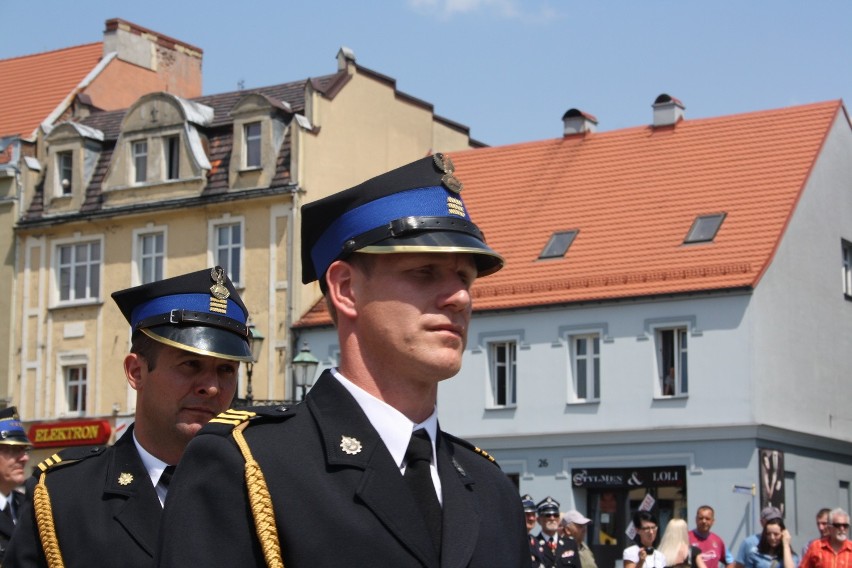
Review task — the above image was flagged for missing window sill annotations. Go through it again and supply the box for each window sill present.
[238,166,263,173]
[50,299,103,311]
[485,404,517,411]
[567,399,600,406]
[654,394,689,400]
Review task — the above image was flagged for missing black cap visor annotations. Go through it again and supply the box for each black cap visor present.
[358,230,504,277]
[142,325,253,363]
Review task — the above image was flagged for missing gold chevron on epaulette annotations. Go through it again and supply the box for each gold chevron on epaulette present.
[209,408,257,426]
[473,446,497,464]
[36,453,64,473]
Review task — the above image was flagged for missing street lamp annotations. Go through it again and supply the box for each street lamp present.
[292,342,319,401]
[244,324,265,405]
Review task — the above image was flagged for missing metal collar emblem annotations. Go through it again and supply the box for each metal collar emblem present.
[340,435,362,455]
[118,472,134,486]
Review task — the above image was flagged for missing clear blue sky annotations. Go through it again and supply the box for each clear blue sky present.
[3,1,851,146]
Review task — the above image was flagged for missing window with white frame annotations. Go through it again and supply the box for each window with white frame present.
[842,239,852,299]
[212,220,243,285]
[56,240,101,303]
[571,333,600,401]
[132,139,148,183]
[656,327,688,396]
[57,151,73,195]
[137,231,165,284]
[488,341,517,407]
[64,365,87,414]
[165,135,180,180]
[244,122,261,168]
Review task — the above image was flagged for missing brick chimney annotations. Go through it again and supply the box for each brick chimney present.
[562,108,598,136]
[652,94,685,127]
[101,19,203,99]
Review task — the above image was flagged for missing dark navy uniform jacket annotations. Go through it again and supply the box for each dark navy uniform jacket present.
[5,426,162,568]
[0,489,24,562]
[535,533,583,568]
[157,370,531,567]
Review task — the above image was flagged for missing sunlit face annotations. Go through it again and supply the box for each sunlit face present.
[0,445,30,491]
[696,508,715,534]
[128,344,238,450]
[830,515,849,544]
[538,512,560,535]
[349,253,476,385]
[638,522,658,547]
[526,511,537,531]
[764,523,783,548]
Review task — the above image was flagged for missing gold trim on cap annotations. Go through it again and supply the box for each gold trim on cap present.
[140,329,254,363]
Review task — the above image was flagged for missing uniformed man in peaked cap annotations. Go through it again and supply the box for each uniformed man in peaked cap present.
[536,496,583,568]
[6,267,250,568]
[0,407,32,561]
[157,154,531,567]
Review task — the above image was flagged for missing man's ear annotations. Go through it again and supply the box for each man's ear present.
[325,260,358,321]
[124,353,145,392]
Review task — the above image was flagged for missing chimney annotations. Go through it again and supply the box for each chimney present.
[652,94,685,127]
[562,108,598,136]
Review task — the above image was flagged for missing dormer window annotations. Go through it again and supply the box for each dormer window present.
[244,122,261,168]
[132,140,148,183]
[165,135,180,180]
[57,151,73,195]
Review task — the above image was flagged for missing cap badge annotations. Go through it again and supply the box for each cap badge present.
[340,435,362,455]
[433,153,463,194]
[209,267,230,301]
[118,472,134,486]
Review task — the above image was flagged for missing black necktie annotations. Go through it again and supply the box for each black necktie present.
[159,465,176,489]
[2,501,13,524]
[404,429,442,554]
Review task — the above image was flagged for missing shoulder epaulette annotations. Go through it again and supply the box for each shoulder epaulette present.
[33,445,107,477]
[202,405,293,436]
[443,432,501,468]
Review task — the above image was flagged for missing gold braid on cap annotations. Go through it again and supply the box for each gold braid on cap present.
[232,421,284,568]
[34,472,65,568]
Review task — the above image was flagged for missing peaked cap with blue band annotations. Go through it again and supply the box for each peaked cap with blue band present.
[301,152,504,284]
[111,266,252,362]
[0,406,32,446]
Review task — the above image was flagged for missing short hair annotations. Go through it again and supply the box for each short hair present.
[322,253,377,324]
[130,331,164,371]
[817,508,832,519]
[634,510,658,527]
[697,505,715,516]
[828,508,849,524]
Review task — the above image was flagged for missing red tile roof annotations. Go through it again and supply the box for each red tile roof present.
[455,100,843,311]
[295,100,843,326]
[0,42,103,139]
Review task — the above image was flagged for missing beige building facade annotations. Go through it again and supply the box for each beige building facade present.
[9,47,480,459]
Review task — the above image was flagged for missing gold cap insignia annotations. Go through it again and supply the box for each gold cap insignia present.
[209,266,230,301]
[118,472,134,486]
[433,153,463,194]
[340,435,362,455]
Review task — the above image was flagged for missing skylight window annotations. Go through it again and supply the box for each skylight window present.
[539,230,578,259]
[684,213,726,244]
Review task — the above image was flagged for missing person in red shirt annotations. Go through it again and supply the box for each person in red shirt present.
[690,506,732,568]
[801,508,852,568]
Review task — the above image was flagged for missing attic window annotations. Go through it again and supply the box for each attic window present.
[539,230,578,259]
[684,213,726,244]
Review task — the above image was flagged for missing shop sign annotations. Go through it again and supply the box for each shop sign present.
[28,420,111,448]
[571,465,686,488]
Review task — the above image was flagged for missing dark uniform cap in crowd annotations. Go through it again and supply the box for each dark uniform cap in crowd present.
[111,266,252,362]
[301,153,504,284]
[0,406,32,446]
[537,496,561,516]
[521,494,537,513]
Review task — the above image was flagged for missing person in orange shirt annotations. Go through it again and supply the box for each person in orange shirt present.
[801,508,852,568]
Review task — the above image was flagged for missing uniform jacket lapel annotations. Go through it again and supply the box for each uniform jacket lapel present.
[103,427,163,558]
[436,432,479,568]
[307,372,440,567]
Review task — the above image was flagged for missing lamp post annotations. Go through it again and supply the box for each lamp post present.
[292,342,319,401]
[244,324,265,405]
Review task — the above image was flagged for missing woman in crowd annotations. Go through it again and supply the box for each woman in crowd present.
[744,518,798,568]
[625,512,668,568]
[657,518,708,568]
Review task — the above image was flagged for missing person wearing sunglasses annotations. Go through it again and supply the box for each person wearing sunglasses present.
[801,508,852,568]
